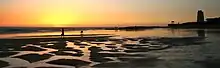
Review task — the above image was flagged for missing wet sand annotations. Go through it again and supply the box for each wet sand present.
[0,33,210,68]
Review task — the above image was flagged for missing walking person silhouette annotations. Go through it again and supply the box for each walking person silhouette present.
[61,28,64,37]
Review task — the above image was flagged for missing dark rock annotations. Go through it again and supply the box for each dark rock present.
[0,51,18,58]
[106,45,117,49]
[47,59,91,67]
[90,57,114,62]
[98,53,125,57]
[93,62,128,68]
[88,46,102,53]
[126,38,139,41]
[97,53,145,57]
[35,67,64,68]
[13,54,53,63]
[0,60,9,67]
[22,46,46,51]
[148,45,171,50]
[122,44,149,47]
[123,46,149,50]
[12,67,27,68]
[124,49,149,53]
[139,39,152,43]
[95,38,108,42]
[105,43,117,45]
[102,49,120,52]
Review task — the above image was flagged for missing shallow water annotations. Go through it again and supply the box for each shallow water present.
[0,28,220,68]
[0,28,197,38]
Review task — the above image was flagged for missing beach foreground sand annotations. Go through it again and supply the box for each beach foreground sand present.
[0,33,210,68]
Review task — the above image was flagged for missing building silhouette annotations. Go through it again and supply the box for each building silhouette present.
[197,10,205,23]
[206,17,220,24]
[168,10,220,28]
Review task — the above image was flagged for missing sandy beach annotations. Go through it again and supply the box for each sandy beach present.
[1,28,216,68]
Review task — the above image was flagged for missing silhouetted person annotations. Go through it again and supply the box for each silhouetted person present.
[80,30,84,41]
[80,30,83,34]
[80,30,84,37]
[61,28,64,36]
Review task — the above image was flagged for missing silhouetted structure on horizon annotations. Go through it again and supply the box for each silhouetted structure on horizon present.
[197,10,205,23]
[168,10,220,28]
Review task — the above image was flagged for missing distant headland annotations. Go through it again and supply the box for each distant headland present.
[168,10,220,28]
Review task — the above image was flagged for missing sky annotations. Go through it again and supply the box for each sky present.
[0,0,220,27]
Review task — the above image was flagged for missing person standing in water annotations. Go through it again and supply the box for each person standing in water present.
[61,28,64,36]
[80,30,84,37]
[80,30,83,34]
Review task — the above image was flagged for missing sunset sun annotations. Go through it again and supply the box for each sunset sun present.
[40,12,78,27]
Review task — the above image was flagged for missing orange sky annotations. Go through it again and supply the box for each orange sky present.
[1,0,220,27]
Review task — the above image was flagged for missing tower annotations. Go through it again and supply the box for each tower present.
[197,10,205,23]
